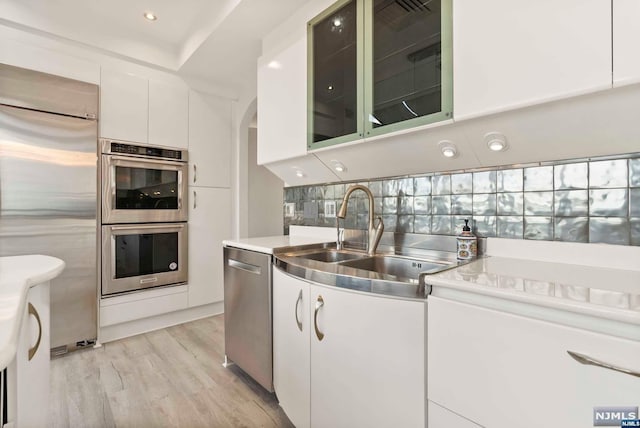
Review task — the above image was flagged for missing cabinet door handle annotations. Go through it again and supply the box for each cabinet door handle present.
[295,289,303,332]
[193,190,197,209]
[28,302,42,361]
[314,295,324,341]
[567,351,640,378]
[193,164,197,183]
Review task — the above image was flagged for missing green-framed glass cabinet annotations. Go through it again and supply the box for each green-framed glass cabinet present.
[308,0,452,150]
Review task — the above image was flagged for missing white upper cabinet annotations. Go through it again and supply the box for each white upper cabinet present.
[188,90,232,188]
[257,37,308,165]
[613,0,640,86]
[453,0,611,120]
[101,69,190,148]
[314,123,477,181]
[100,68,148,143]
[263,154,339,187]
[148,79,189,149]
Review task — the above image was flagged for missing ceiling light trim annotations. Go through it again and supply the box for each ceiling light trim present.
[438,140,458,159]
[484,132,509,152]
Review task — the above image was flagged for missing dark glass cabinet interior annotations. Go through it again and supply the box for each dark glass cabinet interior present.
[308,0,451,149]
[371,0,444,128]
[310,0,359,145]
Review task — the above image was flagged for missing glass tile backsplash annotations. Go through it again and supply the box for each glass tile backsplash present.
[283,155,640,246]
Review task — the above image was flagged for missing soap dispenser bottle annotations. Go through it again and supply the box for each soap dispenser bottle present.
[456,219,477,260]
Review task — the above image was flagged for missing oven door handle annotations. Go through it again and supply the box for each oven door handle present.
[109,224,186,232]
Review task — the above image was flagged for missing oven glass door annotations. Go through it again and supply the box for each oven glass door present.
[102,223,188,295]
[102,155,188,224]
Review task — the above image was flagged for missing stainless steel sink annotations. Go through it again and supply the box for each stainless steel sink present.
[340,255,450,280]
[274,237,472,300]
[296,249,368,263]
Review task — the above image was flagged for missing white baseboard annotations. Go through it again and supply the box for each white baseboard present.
[98,301,224,344]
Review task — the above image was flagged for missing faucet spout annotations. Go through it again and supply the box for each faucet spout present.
[337,184,384,256]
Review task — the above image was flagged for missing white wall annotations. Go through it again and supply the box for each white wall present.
[248,127,284,236]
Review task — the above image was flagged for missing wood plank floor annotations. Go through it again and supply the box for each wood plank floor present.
[49,315,293,428]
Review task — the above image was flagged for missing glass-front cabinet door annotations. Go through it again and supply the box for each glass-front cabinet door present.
[308,0,363,148]
[366,0,451,136]
[308,0,451,149]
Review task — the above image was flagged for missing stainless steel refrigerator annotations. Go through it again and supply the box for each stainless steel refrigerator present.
[0,63,98,354]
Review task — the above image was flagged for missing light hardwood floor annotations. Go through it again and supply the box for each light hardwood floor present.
[50,315,293,428]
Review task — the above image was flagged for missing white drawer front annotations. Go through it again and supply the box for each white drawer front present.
[428,296,640,428]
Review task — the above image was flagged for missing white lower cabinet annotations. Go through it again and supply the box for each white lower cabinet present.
[6,281,51,427]
[428,296,640,428]
[273,267,426,428]
[273,267,311,428]
[428,401,480,428]
[188,187,231,307]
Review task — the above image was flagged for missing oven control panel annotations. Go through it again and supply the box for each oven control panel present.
[110,142,183,160]
[100,139,187,162]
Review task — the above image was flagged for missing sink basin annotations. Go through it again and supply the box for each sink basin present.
[297,250,368,263]
[340,255,450,279]
[276,247,464,299]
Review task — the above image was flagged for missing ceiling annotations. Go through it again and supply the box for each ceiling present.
[0,0,311,97]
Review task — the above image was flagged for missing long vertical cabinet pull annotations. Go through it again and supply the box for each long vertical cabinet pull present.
[193,190,197,209]
[314,295,325,341]
[295,289,303,331]
[28,302,42,361]
[193,164,197,183]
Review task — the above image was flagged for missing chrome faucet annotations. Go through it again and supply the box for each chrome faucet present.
[337,184,384,256]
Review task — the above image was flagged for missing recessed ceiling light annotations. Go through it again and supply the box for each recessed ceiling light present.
[438,140,458,158]
[484,132,508,152]
[330,160,346,172]
[488,140,506,151]
[144,12,158,21]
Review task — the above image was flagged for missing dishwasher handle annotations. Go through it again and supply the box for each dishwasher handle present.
[227,258,262,275]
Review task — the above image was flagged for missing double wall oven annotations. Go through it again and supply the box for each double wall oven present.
[100,139,188,296]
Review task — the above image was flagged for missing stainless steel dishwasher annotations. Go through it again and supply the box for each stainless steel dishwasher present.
[223,246,273,392]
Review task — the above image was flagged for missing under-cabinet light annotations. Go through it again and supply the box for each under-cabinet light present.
[438,140,458,158]
[330,160,346,173]
[485,132,508,152]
